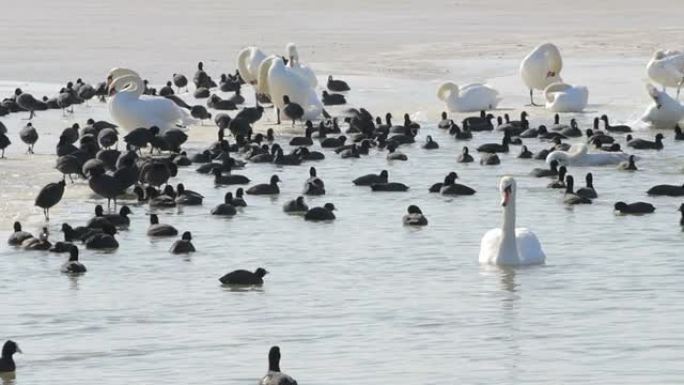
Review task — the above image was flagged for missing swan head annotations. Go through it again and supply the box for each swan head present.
[499,176,516,207]
[286,42,298,63]
[653,50,667,60]
[106,67,140,87]
[539,43,563,77]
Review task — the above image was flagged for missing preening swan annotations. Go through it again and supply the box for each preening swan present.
[437,82,501,113]
[520,43,563,105]
[640,83,684,129]
[236,46,267,85]
[544,82,588,112]
[107,69,194,132]
[258,56,323,123]
[646,50,684,98]
[479,176,546,266]
[286,42,318,88]
[546,143,632,167]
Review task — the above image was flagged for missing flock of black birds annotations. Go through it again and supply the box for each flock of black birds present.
[2,60,684,382]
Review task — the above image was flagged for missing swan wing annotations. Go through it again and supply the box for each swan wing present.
[515,228,545,265]
[478,228,502,264]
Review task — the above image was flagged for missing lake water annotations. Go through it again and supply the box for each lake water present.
[2,1,684,384]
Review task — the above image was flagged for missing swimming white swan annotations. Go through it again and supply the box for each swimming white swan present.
[543,82,588,112]
[437,82,501,112]
[107,71,193,132]
[546,143,632,167]
[520,43,563,106]
[258,56,323,123]
[479,176,546,266]
[286,43,318,88]
[640,83,684,129]
[646,50,684,98]
[236,46,268,85]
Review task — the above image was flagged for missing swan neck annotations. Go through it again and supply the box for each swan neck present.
[499,193,519,264]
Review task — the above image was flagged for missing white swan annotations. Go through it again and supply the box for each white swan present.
[286,43,318,88]
[543,82,588,112]
[646,50,684,98]
[437,82,501,112]
[479,176,546,266]
[107,71,194,132]
[640,83,684,129]
[520,43,563,105]
[236,46,267,85]
[546,143,632,166]
[258,56,323,123]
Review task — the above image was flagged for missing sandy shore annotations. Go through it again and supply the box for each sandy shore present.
[0,0,682,82]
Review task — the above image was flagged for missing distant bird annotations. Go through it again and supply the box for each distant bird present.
[173,73,188,92]
[564,175,592,205]
[647,183,684,196]
[627,133,664,150]
[283,196,309,213]
[19,123,38,153]
[159,81,175,96]
[403,205,428,226]
[247,175,281,195]
[147,214,178,237]
[219,267,268,285]
[170,231,195,254]
[305,203,336,221]
[61,245,87,274]
[618,155,638,171]
[259,346,297,385]
[191,105,212,123]
[35,179,66,220]
[0,131,10,158]
[614,201,655,215]
[327,75,350,92]
[8,222,33,246]
[211,192,237,216]
[322,91,346,106]
[0,340,21,374]
[16,92,42,119]
[282,95,303,126]
[353,170,388,186]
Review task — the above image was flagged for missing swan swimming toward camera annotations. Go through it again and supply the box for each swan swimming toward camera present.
[520,43,563,105]
[437,82,501,112]
[258,56,323,122]
[544,82,588,112]
[286,43,318,88]
[640,83,684,129]
[479,176,546,266]
[546,143,632,166]
[646,50,684,98]
[107,68,194,132]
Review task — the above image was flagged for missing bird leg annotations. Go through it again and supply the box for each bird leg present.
[677,77,684,100]
[68,174,74,184]
[276,108,281,125]
[527,89,539,106]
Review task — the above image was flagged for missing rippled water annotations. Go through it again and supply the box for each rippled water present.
[2,62,684,385]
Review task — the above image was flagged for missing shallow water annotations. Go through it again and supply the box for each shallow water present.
[3,0,684,383]
[2,68,684,385]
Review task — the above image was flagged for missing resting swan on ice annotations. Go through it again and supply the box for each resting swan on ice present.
[107,68,194,132]
[479,176,546,266]
[543,82,588,112]
[520,43,563,106]
[640,83,684,129]
[437,82,501,113]
[546,143,632,167]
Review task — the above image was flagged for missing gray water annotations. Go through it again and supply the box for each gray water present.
[1,73,684,385]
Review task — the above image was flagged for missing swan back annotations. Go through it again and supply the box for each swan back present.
[237,47,266,84]
[267,57,322,120]
[437,82,500,112]
[520,43,563,90]
[544,82,589,112]
[641,83,684,128]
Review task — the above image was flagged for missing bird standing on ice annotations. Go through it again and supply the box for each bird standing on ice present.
[520,43,563,106]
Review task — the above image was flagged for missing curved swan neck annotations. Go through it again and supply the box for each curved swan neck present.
[499,189,519,264]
